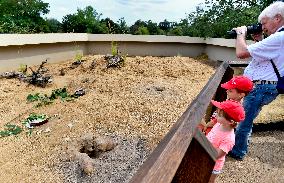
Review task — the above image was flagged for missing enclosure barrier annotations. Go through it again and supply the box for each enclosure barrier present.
[0,33,253,72]
[130,62,235,183]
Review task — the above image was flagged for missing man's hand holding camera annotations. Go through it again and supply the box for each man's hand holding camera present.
[228,23,263,39]
[233,26,263,42]
[233,26,247,37]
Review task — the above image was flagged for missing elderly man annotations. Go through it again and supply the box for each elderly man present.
[228,1,284,160]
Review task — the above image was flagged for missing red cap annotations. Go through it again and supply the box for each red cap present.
[221,76,253,92]
[211,100,245,122]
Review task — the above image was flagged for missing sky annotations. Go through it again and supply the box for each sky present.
[42,0,205,25]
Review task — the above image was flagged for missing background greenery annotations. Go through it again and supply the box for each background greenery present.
[0,0,276,37]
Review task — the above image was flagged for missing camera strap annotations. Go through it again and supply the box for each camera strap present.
[269,27,284,78]
[270,59,281,79]
[278,27,284,32]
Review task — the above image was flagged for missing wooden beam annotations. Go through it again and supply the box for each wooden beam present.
[204,65,234,121]
[129,62,230,183]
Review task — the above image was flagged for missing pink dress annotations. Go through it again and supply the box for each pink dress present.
[206,123,235,171]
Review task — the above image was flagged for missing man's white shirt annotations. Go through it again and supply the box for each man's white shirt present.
[244,26,284,81]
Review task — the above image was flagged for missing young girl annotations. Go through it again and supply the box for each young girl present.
[202,75,253,134]
[207,100,245,183]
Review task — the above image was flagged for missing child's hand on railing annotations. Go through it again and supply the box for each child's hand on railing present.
[202,125,208,133]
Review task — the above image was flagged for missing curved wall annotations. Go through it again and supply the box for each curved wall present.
[0,34,252,72]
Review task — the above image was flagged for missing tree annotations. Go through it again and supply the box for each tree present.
[100,18,121,34]
[146,20,161,35]
[129,20,147,35]
[0,0,49,33]
[45,18,62,33]
[186,0,275,38]
[175,18,191,36]
[62,6,107,33]
[117,18,130,34]
[129,20,165,35]
[136,26,149,35]
[168,26,183,36]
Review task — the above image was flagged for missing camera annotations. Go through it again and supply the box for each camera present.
[227,23,262,38]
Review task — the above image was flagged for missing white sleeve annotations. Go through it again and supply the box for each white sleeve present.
[247,33,282,62]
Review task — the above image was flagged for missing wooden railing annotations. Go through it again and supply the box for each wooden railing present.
[129,62,235,183]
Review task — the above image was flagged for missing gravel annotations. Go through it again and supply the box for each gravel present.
[0,55,283,183]
[56,136,150,183]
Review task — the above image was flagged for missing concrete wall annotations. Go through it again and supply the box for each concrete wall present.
[0,42,87,71]
[0,33,253,72]
[87,42,205,57]
[87,34,205,57]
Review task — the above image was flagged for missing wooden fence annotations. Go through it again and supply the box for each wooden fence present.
[129,62,235,183]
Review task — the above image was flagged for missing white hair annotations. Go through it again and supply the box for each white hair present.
[258,1,284,22]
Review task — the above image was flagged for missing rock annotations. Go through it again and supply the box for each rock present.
[59,69,65,76]
[64,137,71,142]
[90,60,96,69]
[66,145,79,161]
[154,86,166,91]
[81,78,89,83]
[76,152,95,175]
[79,133,95,153]
[44,127,51,133]
[36,130,43,135]
[95,136,117,152]
[67,123,73,129]
[74,88,86,97]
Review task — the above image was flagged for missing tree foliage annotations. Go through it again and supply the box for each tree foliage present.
[129,20,166,35]
[45,18,62,33]
[0,0,277,37]
[186,0,275,38]
[117,18,130,34]
[100,18,129,34]
[62,6,107,33]
[0,0,49,33]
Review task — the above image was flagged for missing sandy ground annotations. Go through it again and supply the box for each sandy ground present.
[0,55,283,183]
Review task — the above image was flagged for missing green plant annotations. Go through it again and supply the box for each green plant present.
[27,93,44,101]
[18,64,27,74]
[27,87,79,107]
[75,52,83,61]
[106,21,127,67]
[0,124,22,138]
[50,87,77,101]
[176,53,182,57]
[27,93,53,107]
[111,41,118,55]
[103,41,127,68]
[194,53,209,61]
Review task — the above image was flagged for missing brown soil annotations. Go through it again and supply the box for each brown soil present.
[0,55,283,183]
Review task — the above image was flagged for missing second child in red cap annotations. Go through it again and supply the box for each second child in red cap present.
[201,75,253,134]
[207,100,245,183]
